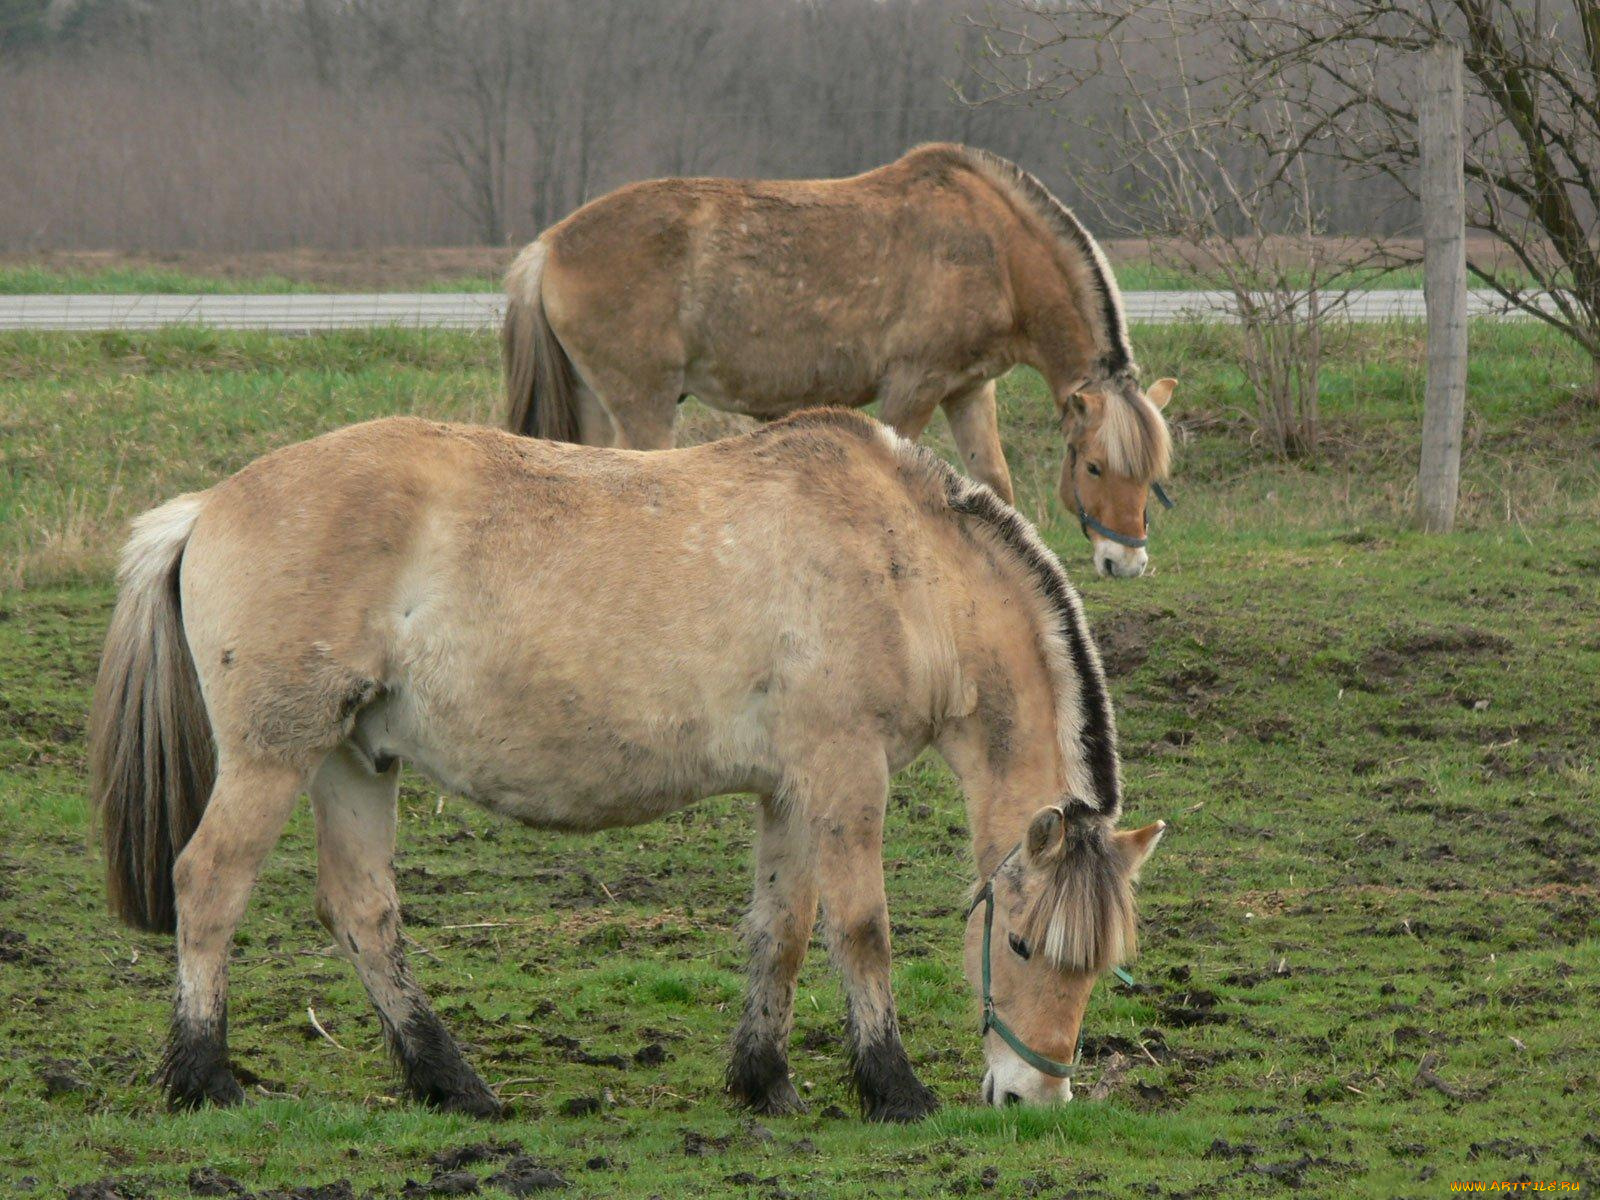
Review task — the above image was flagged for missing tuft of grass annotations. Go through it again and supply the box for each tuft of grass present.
[1,322,1597,1197]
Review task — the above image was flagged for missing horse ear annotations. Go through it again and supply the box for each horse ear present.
[1024,806,1066,865]
[1055,392,1089,423]
[1145,378,1178,409]
[1113,821,1167,879]
[1074,390,1106,417]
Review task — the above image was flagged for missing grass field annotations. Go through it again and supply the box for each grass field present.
[2,322,1598,1198]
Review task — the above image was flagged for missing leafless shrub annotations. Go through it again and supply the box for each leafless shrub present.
[1207,0,1600,404]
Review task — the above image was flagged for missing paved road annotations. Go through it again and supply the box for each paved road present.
[0,289,1535,332]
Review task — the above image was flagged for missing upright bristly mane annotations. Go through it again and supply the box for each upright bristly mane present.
[918,144,1135,386]
[877,425,1122,819]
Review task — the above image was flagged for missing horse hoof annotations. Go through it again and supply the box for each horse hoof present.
[863,1081,939,1124]
[168,1066,245,1111]
[431,1084,505,1120]
[739,1078,809,1117]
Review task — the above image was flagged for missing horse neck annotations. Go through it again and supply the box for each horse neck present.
[1004,229,1101,397]
[938,580,1074,881]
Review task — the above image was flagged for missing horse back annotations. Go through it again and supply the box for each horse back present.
[538,156,1022,411]
[178,415,968,791]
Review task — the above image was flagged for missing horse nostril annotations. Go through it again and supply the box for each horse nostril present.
[1100,558,1115,577]
[1003,1090,1022,1107]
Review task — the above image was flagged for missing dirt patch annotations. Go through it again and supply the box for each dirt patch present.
[1158,988,1228,1029]
[1362,626,1513,683]
[1093,611,1162,676]
[0,928,48,966]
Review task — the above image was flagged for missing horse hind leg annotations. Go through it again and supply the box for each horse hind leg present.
[728,794,819,1115]
[310,744,502,1117]
[164,757,304,1110]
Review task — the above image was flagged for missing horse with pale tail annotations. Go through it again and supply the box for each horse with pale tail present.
[503,143,1178,577]
[91,409,1165,1119]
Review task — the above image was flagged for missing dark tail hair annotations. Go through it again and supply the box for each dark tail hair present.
[502,241,581,441]
[89,493,216,934]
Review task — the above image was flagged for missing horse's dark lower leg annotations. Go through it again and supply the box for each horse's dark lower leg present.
[810,755,938,1123]
[165,761,303,1110]
[311,747,501,1118]
[728,796,818,1115]
[830,912,937,1123]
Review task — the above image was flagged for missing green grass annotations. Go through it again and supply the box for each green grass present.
[0,266,504,296]
[0,266,324,295]
[2,325,1597,1197]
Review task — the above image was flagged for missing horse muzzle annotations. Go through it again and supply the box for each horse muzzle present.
[1094,540,1148,579]
[982,1051,1074,1108]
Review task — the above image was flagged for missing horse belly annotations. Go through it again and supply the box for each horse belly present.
[684,346,879,418]
[355,651,781,832]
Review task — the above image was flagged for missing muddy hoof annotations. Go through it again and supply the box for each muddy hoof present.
[863,1079,939,1124]
[737,1076,809,1117]
[167,1065,245,1111]
[428,1081,505,1119]
[726,1042,807,1116]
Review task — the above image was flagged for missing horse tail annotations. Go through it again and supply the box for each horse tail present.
[90,492,216,935]
[503,240,582,441]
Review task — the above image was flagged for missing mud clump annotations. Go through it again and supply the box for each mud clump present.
[485,1160,568,1195]
[427,1142,524,1172]
[633,1041,670,1066]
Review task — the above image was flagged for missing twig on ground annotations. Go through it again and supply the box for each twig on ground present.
[1416,1052,1464,1099]
[307,1006,347,1052]
[1089,1051,1129,1101]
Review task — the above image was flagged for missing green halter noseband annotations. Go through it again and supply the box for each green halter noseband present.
[966,849,1138,1080]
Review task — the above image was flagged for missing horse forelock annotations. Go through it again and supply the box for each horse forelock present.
[1017,820,1139,975]
[1095,385,1173,482]
[934,145,1134,381]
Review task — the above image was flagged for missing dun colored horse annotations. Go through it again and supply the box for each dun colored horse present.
[92,410,1164,1120]
[502,143,1177,577]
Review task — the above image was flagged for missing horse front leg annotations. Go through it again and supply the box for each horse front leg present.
[311,745,501,1117]
[799,750,939,1123]
[878,376,943,443]
[728,794,820,1115]
[941,379,1015,504]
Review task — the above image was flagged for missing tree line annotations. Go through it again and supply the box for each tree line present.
[0,0,1415,252]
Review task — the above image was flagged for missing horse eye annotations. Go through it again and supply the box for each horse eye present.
[1007,933,1032,961]
[1086,463,1102,477]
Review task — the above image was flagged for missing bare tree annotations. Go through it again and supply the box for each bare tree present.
[1214,0,1600,404]
[425,2,525,245]
[0,0,1438,253]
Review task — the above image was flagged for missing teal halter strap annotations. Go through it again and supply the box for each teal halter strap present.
[969,875,1081,1078]
[966,854,1139,1080]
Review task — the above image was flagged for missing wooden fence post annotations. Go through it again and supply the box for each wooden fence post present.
[1416,41,1468,533]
